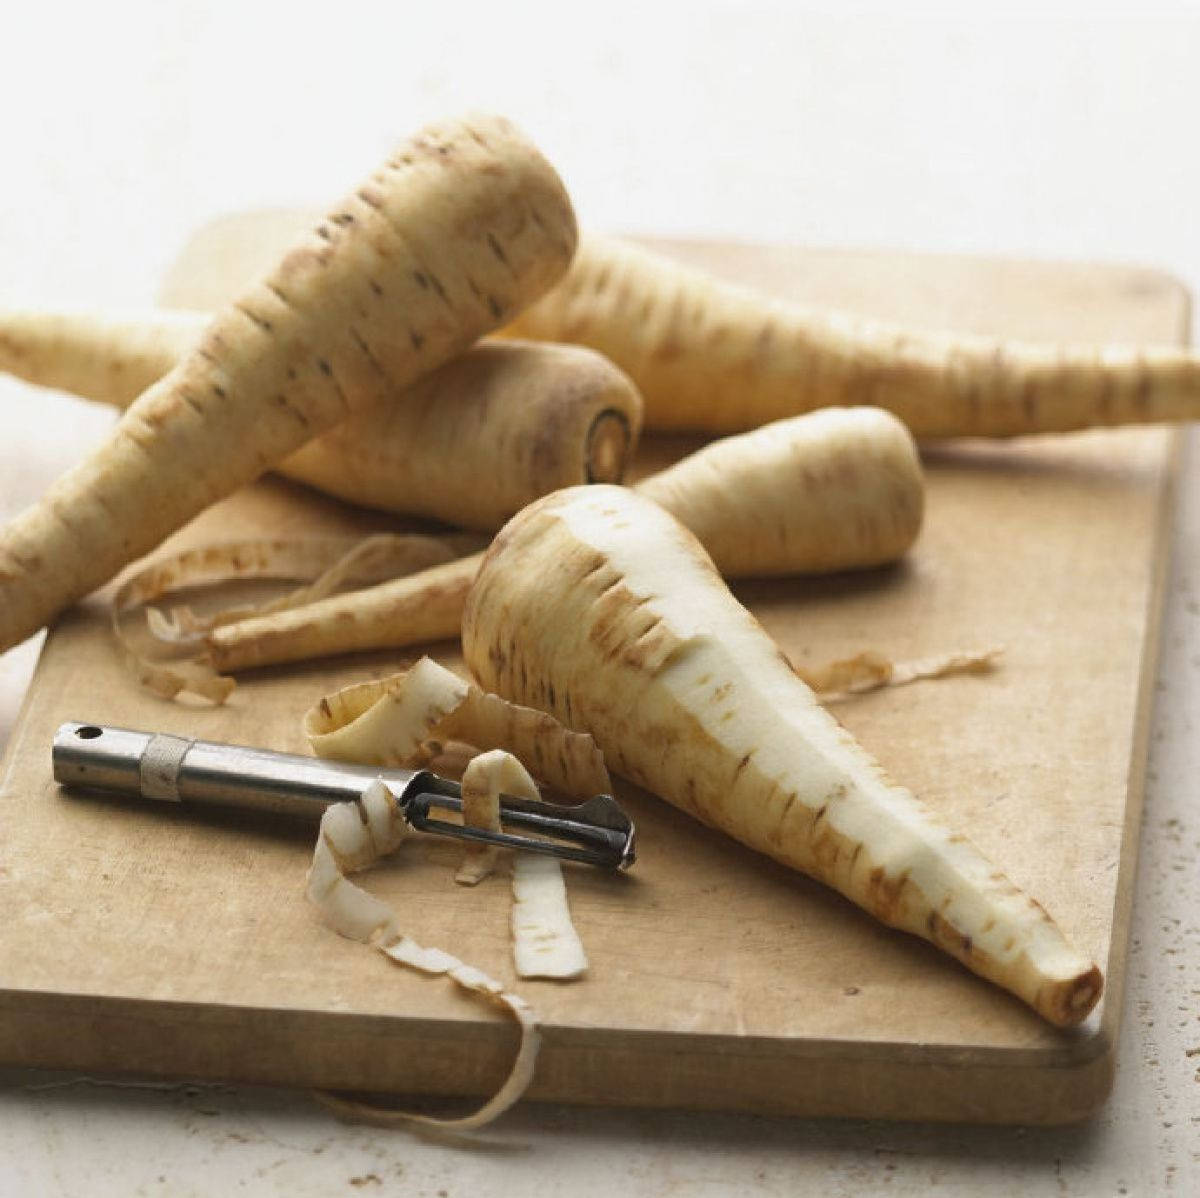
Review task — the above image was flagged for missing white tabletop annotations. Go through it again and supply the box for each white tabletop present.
[1,4,1197,1193]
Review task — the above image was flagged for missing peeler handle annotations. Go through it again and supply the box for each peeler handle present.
[52,721,422,819]
[53,721,636,869]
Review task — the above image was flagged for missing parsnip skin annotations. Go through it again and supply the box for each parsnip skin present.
[461,485,1102,1028]
[638,407,922,576]
[505,235,1199,437]
[205,406,924,672]
[281,341,640,528]
[209,553,476,672]
[0,112,576,654]
[0,311,642,531]
[0,309,195,408]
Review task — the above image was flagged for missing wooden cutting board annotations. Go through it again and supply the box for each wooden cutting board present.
[0,213,1184,1124]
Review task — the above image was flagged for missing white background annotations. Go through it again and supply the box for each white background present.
[0,2,1197,1194]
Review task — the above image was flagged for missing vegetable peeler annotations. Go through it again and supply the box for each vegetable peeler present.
[52,721,636,870]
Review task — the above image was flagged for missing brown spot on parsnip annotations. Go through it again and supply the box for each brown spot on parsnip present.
[486,233,510,267]
[867,866,910,923]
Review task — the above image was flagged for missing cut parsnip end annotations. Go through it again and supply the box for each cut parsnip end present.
[585,409,634,484]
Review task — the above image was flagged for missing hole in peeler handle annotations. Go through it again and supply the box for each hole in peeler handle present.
[76,726,103,740]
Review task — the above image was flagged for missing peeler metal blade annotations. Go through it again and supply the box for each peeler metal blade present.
[52,721,636,871]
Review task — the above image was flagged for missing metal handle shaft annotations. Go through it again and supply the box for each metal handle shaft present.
[52,721,420,819]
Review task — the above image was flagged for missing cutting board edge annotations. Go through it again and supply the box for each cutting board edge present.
[634,231,1195,309]
[0,984,1115,1125]
[1094,423,1186,1047]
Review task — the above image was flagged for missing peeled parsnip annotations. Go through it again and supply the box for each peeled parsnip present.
[460,485,1102,1028]
[503,235,1200,437]
[0,310,642,530]
[0,112,576,654]
[201,406,923,673]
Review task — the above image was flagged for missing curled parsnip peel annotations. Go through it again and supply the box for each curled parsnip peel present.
[455,748,531,885]
[796,647,1003,701]
[305,655,611,801]
[1,309,644,531]
[461,485,1103,1028]
[202,407,924,676]
[307,780,539,1131]
[454,750,588,980]
[503,234,1200,436]
[305,659,598,984]
[111,534,474,702]
[0,111,576,655]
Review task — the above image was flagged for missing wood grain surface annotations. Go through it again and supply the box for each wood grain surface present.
[0,213,1184,1122]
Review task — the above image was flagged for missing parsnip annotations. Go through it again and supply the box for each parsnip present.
[504,235,1200,436]
[460,485,1103,1028]
[0,112,576,654]
[635,406,922,577]
[111,534,476,701]
[0,308,196,408]
[0,311,642,530]
[202,407,923,673]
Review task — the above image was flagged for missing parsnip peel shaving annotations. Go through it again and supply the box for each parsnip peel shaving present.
[798,646,1003,701]
[452,749,589,980]
[511,852,589,980]
[307,660,598,982]
[111,534,471,703]
[304,664,606,1129]
[306,780,540,1132]
[455,748,535,886]
[305,655,610,799]
[306,782,408,942]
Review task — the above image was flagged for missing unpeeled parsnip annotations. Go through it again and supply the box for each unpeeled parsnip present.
[0,112,576,653]
[0,309,198,408]
[503,235,1200,437]
[0,311,642,530]
[201,406,923,672]
[461,484,1102,1028]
